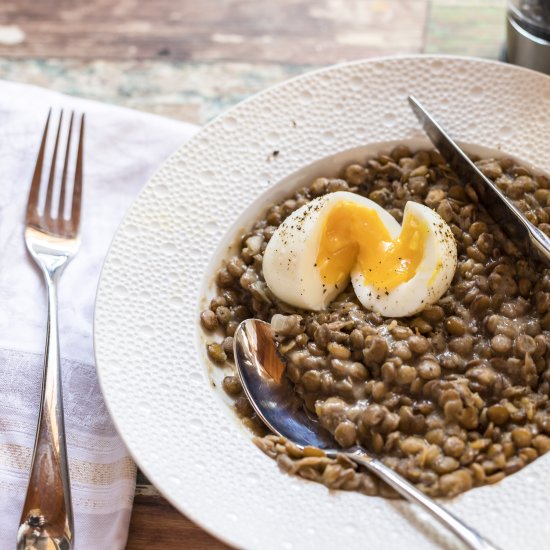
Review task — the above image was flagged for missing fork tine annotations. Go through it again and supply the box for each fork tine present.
[44,110,63,220]
[58,111,74,221]
[26,109,51,224]
[69,113,85,232]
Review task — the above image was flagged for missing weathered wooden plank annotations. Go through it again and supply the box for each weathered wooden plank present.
[0,57,307,124]
[0,0,428,62]
[424,3,506,58]
[128,490,231,549]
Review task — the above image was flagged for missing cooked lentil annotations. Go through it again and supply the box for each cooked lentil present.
[202,146,550,498]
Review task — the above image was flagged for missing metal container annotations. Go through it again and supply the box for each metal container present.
[507,0,550,74]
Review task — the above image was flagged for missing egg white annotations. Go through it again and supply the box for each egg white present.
[351,201,457,317]
[262,191,401,310]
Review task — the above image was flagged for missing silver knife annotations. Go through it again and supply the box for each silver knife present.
[408,95,550,265]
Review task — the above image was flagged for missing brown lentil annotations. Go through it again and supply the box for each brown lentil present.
[487,404,510,425]
[443,436,465,458]
[511,427,532,448]
[491,334,512,354]
[408,335,430,354]
[445,316,467,336]
[200,309,218,330]
[334,421,357,448]
[222,375,242,396]
[206,343,226,364]
[417,359,441,380]
[532,434,550,454]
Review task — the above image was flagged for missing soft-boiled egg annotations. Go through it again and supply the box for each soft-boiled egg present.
[350,200,457,316]
[262,191,457,317]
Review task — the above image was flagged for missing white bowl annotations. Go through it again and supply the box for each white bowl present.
[95,56,550,550]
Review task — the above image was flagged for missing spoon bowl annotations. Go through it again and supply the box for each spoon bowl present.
[234,318,499,550]
[234,318,334,449]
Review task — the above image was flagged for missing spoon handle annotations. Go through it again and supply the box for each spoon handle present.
[344,449,500,550]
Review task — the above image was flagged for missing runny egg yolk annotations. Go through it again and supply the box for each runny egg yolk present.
[316,201,428,291]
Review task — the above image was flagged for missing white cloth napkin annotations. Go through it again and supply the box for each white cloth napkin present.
[0,80,199,549]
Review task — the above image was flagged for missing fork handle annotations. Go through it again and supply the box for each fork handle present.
[17,270,74,550]
[343,448,500,550]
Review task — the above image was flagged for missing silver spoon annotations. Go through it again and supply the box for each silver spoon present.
[234,318,500,550]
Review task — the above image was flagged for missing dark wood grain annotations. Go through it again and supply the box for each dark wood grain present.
[0,0,427,63]
[128,488,231,550]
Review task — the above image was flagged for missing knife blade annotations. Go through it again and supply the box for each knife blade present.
[408,95,550,266]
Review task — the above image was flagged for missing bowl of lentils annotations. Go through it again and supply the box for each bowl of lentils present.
[201,140,550,500]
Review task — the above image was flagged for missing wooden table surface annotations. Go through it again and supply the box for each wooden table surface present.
[0,1,506,548]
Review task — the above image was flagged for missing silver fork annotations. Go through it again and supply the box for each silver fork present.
[17,110,85,550]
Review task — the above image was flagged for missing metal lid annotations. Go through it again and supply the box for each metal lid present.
[507,13,550,74]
